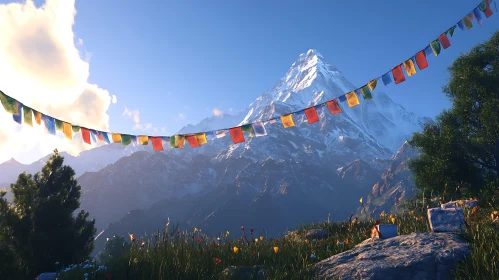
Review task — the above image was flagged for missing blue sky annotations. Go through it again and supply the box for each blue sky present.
[16,0,499,136]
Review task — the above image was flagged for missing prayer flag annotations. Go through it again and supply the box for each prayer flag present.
[381,72,392,86]
[241,124,255,136]
[447,25,457,37]
[12,102,22,124]
[327,99,342,115]
[338,95,347,102]
[92,130,105,142]
[280,114,295,128]
[33,110,42,125]
[368,79,377,91]
[81,128,91,145]
[150,136,163,151]
[438,33,451,49]
[430,40,441,56]
[252,121,267,137]
[170,135,184,148]
[55,119,63,132]
[415,51,428,70]
[392,65,406,84]
[403,59,417,77]
[42,114,56,135]
[72,125,80,132]
[90,131,97,143]
[424,45,433,57]
[206,131,216,141]
[63,122,72,140]
[473,7,483,26]
[111,133,122,143]
[345,91,360,107]
[194,133,208,144]
[457,20,465,31]
[360,86,373,100]
[462,16,473,30]
[229,127,245,144]
[304,107,319,124]
[216,130,226,138]
[130,135,137,145]
[121,134,132,146]
[186,135,200,147]
[103,132,111,144]
[0,90,18,114]
[138,135,149,145]
[23,106,33,126]
[269,119,277,124]
[479,1,493,18]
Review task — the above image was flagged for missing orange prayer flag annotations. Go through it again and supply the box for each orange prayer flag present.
[111,133,122,143]
[368,79,377,91]
[229,127,245,144]
[327,99,342,115]
[81,128,91,145]
[415,51,428,70]
[304,107,319,124]
[33,110,42,125]
[438,33,451,49]
[150,136,164,151]
[280,114,295,128]
[186,135,201,147]
[345,91,360,108]
[403,59,416,77]
[63,122,72,140]
[392,65,406,84]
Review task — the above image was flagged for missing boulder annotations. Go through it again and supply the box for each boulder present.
[222,265,268,280]
[305,229,329,240]
[315,232,470,280]
[441,200,478,209]
[428,207,466,233]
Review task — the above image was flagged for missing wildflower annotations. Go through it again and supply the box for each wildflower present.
[260,236,264,241]
[389,213,395,219]
[215,258,222,265]
[250,229,254,234]
[273,246,279,253]
[305,239,310,244]
[254,238,259,243]
[233,247,239,253]
[140,241,145,247]
[226,231,230,237]
[197,237,202,244]
[391,217,396,224]
[380,211,386,217]
[128,233,136,242]
[241,226,245,232]
[310,253,317,259]
[344,239,349,245]
[459,200,465,207]
[410,210,415,215]
[492,211,499,221]
[215,242,220,247]
[194,228,199,233]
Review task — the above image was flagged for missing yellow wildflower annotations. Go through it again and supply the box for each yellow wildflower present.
[194,228,198,233]
[391,217,396,224]
[233,247,239,253]
[226,231,230,237]
[254,238,259,243]
[305,239,310,244]
[273,246,279,253]
[260,236,264,241]
[389,213,395,219]
[410,210,415,215]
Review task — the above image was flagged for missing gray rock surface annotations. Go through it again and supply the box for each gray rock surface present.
[441,200,478,209]
[222,265,268,280]
[428,207,466,233]
[315,232,470,280]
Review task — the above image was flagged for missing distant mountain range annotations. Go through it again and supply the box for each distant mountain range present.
[0,49,429,255]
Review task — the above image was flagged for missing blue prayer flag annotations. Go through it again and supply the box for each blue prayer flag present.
[382,72,392,86]
[42,114,56,135]
[12,102,22,125]
[457,20,465,30]
[338,95,347,102]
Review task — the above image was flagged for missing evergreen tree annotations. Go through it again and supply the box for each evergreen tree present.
[0,150,96,279]
[409,31,499,203]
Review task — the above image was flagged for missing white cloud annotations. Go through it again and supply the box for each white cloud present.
[123,106,140,124]
[212,108,223,116]
[111,95,117,104]
[228,108,233,112]
[0,0,114,164]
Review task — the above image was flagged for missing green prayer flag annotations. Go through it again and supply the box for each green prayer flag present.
[462,16,472,30]
[55,119,63,131]
[479,2,487,12]
[241,124,255,137]
[72,125,80,132]
[430,40,441,56]
[360,86,373,100]
[447,25,456,37]
[121,134,132,146]
[23,106,33,126]
[0,90,18,114]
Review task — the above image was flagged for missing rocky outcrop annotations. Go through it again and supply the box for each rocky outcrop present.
[315,232,470,280]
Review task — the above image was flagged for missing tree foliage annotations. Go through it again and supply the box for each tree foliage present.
[409,31,499,203]
[0,150,96,279]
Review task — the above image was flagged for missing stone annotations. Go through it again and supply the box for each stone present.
[305,229,329,240]
[222,265,268,280]
[428,207,466,233]
[35,273,57,280]
[441,200,478,209]
[315,232,471,280]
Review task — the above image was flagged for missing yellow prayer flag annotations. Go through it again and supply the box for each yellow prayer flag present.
[345,91,360,108]
[368,79,377,91]
[111,133,122,143]
[403,59,416,77]
[280,114,295,128]
[194,133,207,145]
[139,135,149,145]
[62,121,72,140]
[33,110,42,125]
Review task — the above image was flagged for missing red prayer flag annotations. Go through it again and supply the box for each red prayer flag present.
[415,51,428,70]
[392,65,406,84]
[326,99,342,115]
[229,127,245,144]
[485,1,493,18]
[150,136,163,151]
[81,128,91,145]
[438,33,451,49]
[186,135,201,147]
[304,107,319,124]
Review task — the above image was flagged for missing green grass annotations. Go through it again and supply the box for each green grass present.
[57,205,499,280]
